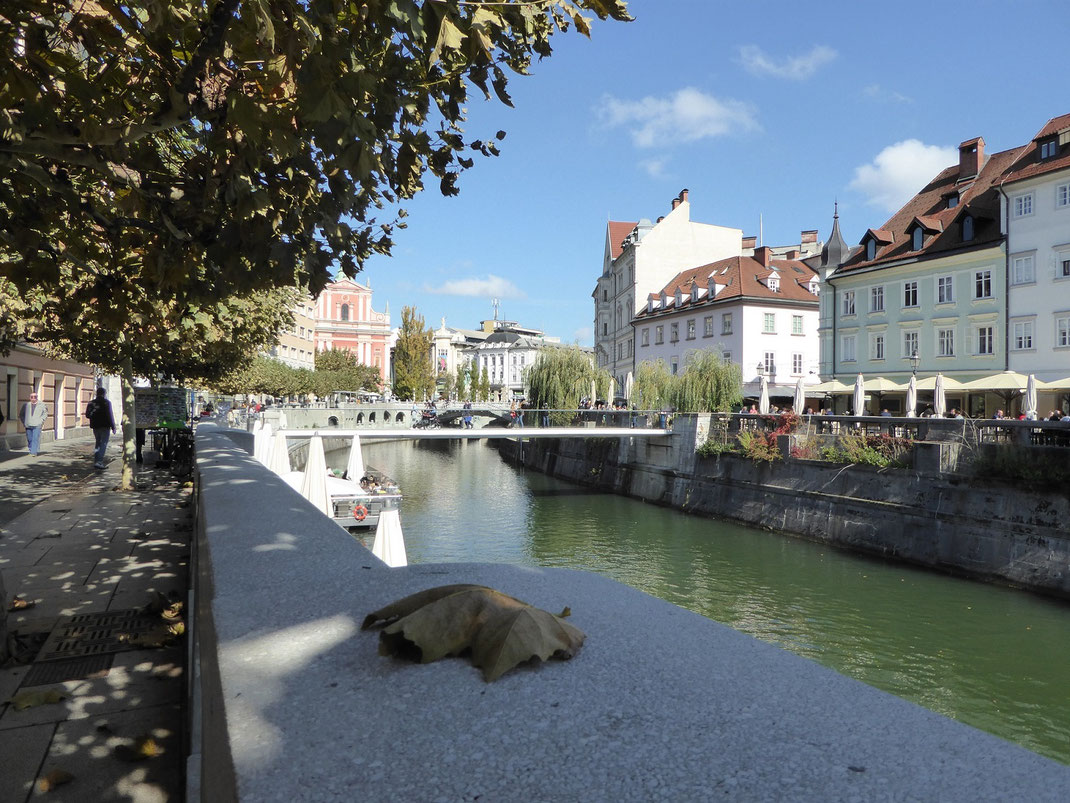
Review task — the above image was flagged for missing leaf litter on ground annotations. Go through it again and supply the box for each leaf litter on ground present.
[362,584,585,682]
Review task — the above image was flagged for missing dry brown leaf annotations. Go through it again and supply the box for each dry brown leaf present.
[11,688,67,711]
[365,585,585,682]
[37,769,74,792]
[114,734,161,762]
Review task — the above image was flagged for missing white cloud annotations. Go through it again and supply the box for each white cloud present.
[597,87,760,148]
[573,326,592,343]
[424,274,525,299]
[849,140,958,213]
[862,84,913,104]
[739,44,837,80]
[640,157,669,178]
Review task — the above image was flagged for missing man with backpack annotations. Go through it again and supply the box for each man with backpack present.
[86,386,117,469]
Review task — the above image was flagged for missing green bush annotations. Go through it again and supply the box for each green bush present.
[737,430,781,462]
[820,433,911,468]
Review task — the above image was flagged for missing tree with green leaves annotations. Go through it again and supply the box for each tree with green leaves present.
[315,347,382,393]
[479,366,491,403]
[456,362,468,400]
[525,346,609,422]
[0,0,631,485]
[393,306,434,401]
[634,352,742,413]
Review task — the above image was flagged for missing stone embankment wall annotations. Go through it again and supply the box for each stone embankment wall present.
[499,416,1070,599]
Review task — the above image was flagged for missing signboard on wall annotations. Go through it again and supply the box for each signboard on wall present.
[134,387,188,428]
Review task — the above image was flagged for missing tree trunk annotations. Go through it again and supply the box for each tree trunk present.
[119,356,137,490]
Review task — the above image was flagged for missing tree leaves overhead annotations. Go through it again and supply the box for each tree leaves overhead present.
[362,584,586,682]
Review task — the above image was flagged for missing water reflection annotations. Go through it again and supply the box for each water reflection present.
[362,440,1070,764]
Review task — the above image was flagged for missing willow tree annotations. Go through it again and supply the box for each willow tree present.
[634,352,743,413]
[633,359,673,411]
[526,346,610,422]
[0,0,631,485]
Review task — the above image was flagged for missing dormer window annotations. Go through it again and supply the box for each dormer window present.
[675,291,682,306]
[912,227,924,251]
[768,277,779,292]
[691,286,699,303]
[947,193,959,209]
[866,239,876,261]
[809,281,820,295]
[962,215,975,242]
[1041,139,1058,160]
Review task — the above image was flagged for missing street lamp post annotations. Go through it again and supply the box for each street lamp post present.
[910,350,920,377]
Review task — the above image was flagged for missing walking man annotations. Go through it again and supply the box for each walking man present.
[19,391,48,456]
[86,387,117,469]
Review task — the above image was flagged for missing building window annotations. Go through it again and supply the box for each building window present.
[704,316,714,337]
[842,291,855,315]
[937,328,955,357]
[870,285,884,312]
[842,335,856,362]
[1012,320,1034,350]
[722,351,732,363]
[602,288,608,301]
[1041,140,1058,159]
[976,326,994,355]
[686,319,696,340]
[903,330,919,360]
[866,240,876,261]
[1061,257,1070,278]
[937,275,954,304]
[791,315,804,335]
[871,334,885,360]
[602,322,608,336]
[670,322,679,342]
[1013,193,1034,218]
[912,228,924,251]
[1057,316,1070,348]
[655,326,663,344]
[947,193,959,209]
[974,270,992,299]
[721,313,733,335]
[670,359,679,376]
[1057,183,1070,209]
[340,304,349,321]
[763,313,776,333]
[1011,255,1035,285]
[641,329,649,347]
[809,281,820,295]
[764,352,775,375]
[768,277,780,292]
[903,281,918,307]
[962,215,975,242]
[792,353,804,374]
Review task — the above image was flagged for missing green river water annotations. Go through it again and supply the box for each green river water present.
[355,439,1070,764]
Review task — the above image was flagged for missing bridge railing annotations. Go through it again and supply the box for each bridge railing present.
[452,407,672,430]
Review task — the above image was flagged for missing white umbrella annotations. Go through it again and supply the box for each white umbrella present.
[372,507,408,567]
[852,373,865,416]
[792,376,806,415]
[624,371,634,404]
[590,380,596,405]
[905,375,918,418]
[758,374,770,414]
[267,431,290,475]
[933,374,946,417]
[1025,374,1038,418]
[346,434,365,481]
[299,434,333,518]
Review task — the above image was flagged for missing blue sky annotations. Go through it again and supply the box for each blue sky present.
[359,0,1063,345]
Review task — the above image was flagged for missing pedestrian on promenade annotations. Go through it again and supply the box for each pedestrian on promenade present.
[19,391,48,456]
[86,386,117,469]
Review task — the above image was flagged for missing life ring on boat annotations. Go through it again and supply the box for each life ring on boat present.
[353,504,368,522]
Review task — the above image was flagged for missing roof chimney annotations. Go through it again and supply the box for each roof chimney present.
[800,230,818,245]
[786,249,799,260]
[958,137,984,179]
[671,197,680,210]
[741,235,757,252]
[755,246,773,267]
[679,188,689,204]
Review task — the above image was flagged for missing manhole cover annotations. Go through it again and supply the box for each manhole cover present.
[35,609,162,661]
[22,655,115,686]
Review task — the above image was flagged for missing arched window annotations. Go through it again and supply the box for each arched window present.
[340,304,349,321]
[912,228,924,251]
[866,239,876,261]
[962,215,975,242]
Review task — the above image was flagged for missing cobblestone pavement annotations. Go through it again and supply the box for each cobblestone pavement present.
[0,440,191,802]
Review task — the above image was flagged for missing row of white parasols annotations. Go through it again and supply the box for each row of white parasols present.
[250,419,407,567]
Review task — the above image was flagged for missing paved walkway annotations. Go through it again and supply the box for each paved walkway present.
[0,437,190,802]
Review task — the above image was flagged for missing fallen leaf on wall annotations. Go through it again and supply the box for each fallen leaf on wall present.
[363,585,585,682]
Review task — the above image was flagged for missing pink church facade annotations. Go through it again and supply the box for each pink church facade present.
[313,279,392,384]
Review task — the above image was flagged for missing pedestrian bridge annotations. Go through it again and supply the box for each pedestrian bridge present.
[273,427,671,441]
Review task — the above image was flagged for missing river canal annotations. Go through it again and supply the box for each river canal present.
[356,439,1070,764]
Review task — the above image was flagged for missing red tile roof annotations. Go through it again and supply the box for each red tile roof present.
[1001,112,1070,185]
[839,145,1024,272]
[634,256,819,321]
[607,220,638,260]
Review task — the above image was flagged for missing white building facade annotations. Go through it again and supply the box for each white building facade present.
[1000,113,1070,382]
[594,190,743,391]
[634,248,821,399]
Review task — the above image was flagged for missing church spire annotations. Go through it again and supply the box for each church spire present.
[821,202,849,268]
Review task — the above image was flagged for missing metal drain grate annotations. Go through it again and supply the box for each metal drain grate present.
[35,609,162,661]
[22,654,115,686]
